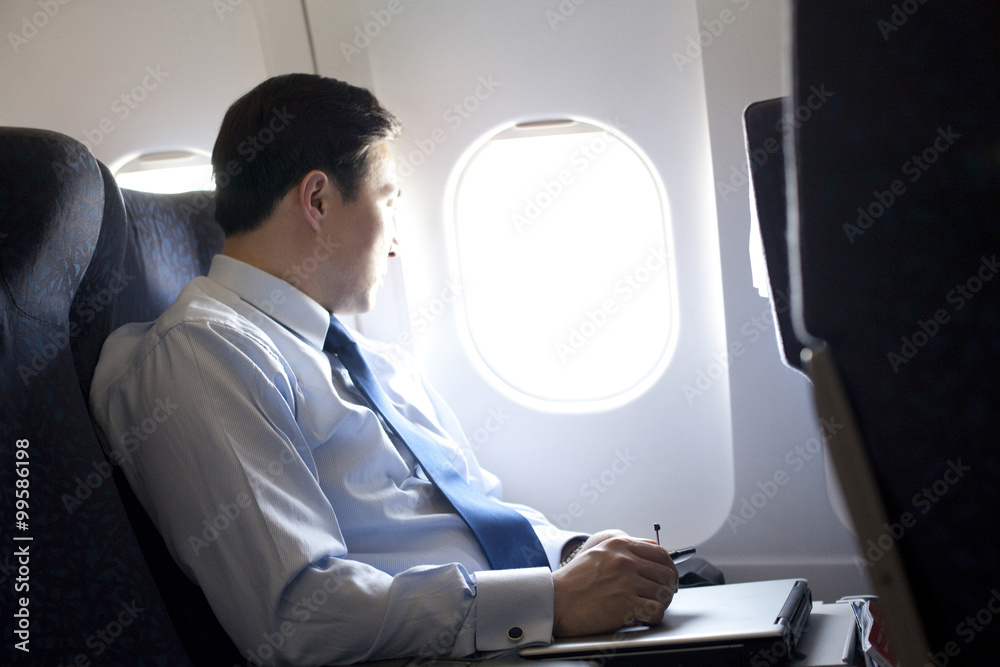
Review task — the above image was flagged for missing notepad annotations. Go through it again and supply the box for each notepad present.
[520,578,811,665]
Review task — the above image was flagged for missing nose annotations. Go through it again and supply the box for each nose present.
[388,213,401,258]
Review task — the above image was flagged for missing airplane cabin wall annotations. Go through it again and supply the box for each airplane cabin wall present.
[0,0,870,602]
[0,0,313,172]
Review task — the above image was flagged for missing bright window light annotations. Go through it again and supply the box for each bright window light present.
[113,150,214,193]
[453,121,675,406]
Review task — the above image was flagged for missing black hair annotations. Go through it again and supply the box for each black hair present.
[211,73,401,235]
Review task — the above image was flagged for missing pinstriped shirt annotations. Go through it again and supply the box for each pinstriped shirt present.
[90,255,580,666]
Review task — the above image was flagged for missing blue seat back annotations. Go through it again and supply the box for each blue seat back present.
[0,127,239,666]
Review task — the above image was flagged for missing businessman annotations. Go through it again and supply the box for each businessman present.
[90,73,677,665]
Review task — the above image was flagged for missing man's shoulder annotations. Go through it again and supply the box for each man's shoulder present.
[116,275,249,341]
[92,276,272,393]
[155,276,248,332]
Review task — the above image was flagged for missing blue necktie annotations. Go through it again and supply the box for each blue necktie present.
[325,317,549,570]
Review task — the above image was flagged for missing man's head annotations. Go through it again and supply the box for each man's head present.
[213,74,403,315]
[212,73,401,235]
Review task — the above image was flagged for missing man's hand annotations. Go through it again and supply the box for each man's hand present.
[551,530,679,637]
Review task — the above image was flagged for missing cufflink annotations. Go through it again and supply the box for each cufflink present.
[507,626,524,641]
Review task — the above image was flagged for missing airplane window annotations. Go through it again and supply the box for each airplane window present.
[453,120,675,408]
[113,150,214,193]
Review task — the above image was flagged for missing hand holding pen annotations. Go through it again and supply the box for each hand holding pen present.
[552,528,681,637]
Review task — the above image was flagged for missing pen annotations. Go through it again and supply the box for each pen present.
[654,523,696,563]
[668,547,696,563]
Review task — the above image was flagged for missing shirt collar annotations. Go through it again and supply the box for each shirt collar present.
[208,254,330,350]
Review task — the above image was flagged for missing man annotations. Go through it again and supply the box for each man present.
[90,73,677,666]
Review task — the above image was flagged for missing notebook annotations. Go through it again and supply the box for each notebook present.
[520,578,811,665]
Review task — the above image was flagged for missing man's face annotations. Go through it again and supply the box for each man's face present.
[320,141,400,314]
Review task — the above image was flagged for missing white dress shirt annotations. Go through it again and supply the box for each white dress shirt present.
[89,255,582,666]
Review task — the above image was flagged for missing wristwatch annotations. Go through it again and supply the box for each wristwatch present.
[559,538,587,568]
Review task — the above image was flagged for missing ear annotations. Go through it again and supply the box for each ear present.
[297,170,332,234]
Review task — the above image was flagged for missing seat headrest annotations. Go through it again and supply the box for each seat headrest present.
[0,127,104,325]
[70,169,223,396]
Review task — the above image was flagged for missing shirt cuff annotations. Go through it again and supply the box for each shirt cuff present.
[472,567,554,652]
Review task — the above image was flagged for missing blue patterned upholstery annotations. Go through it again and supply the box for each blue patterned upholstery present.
[73,174,222,395]
[0,127,237,666]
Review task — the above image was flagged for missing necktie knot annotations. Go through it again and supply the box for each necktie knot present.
[325,316,355,354]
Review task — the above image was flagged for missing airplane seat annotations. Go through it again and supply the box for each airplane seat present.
[742,97,806,376]
[747,1,1000,658]
[741,97,934,662]
[0,126,244,666]
[0,126,191,664]
[73,169,223,393]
